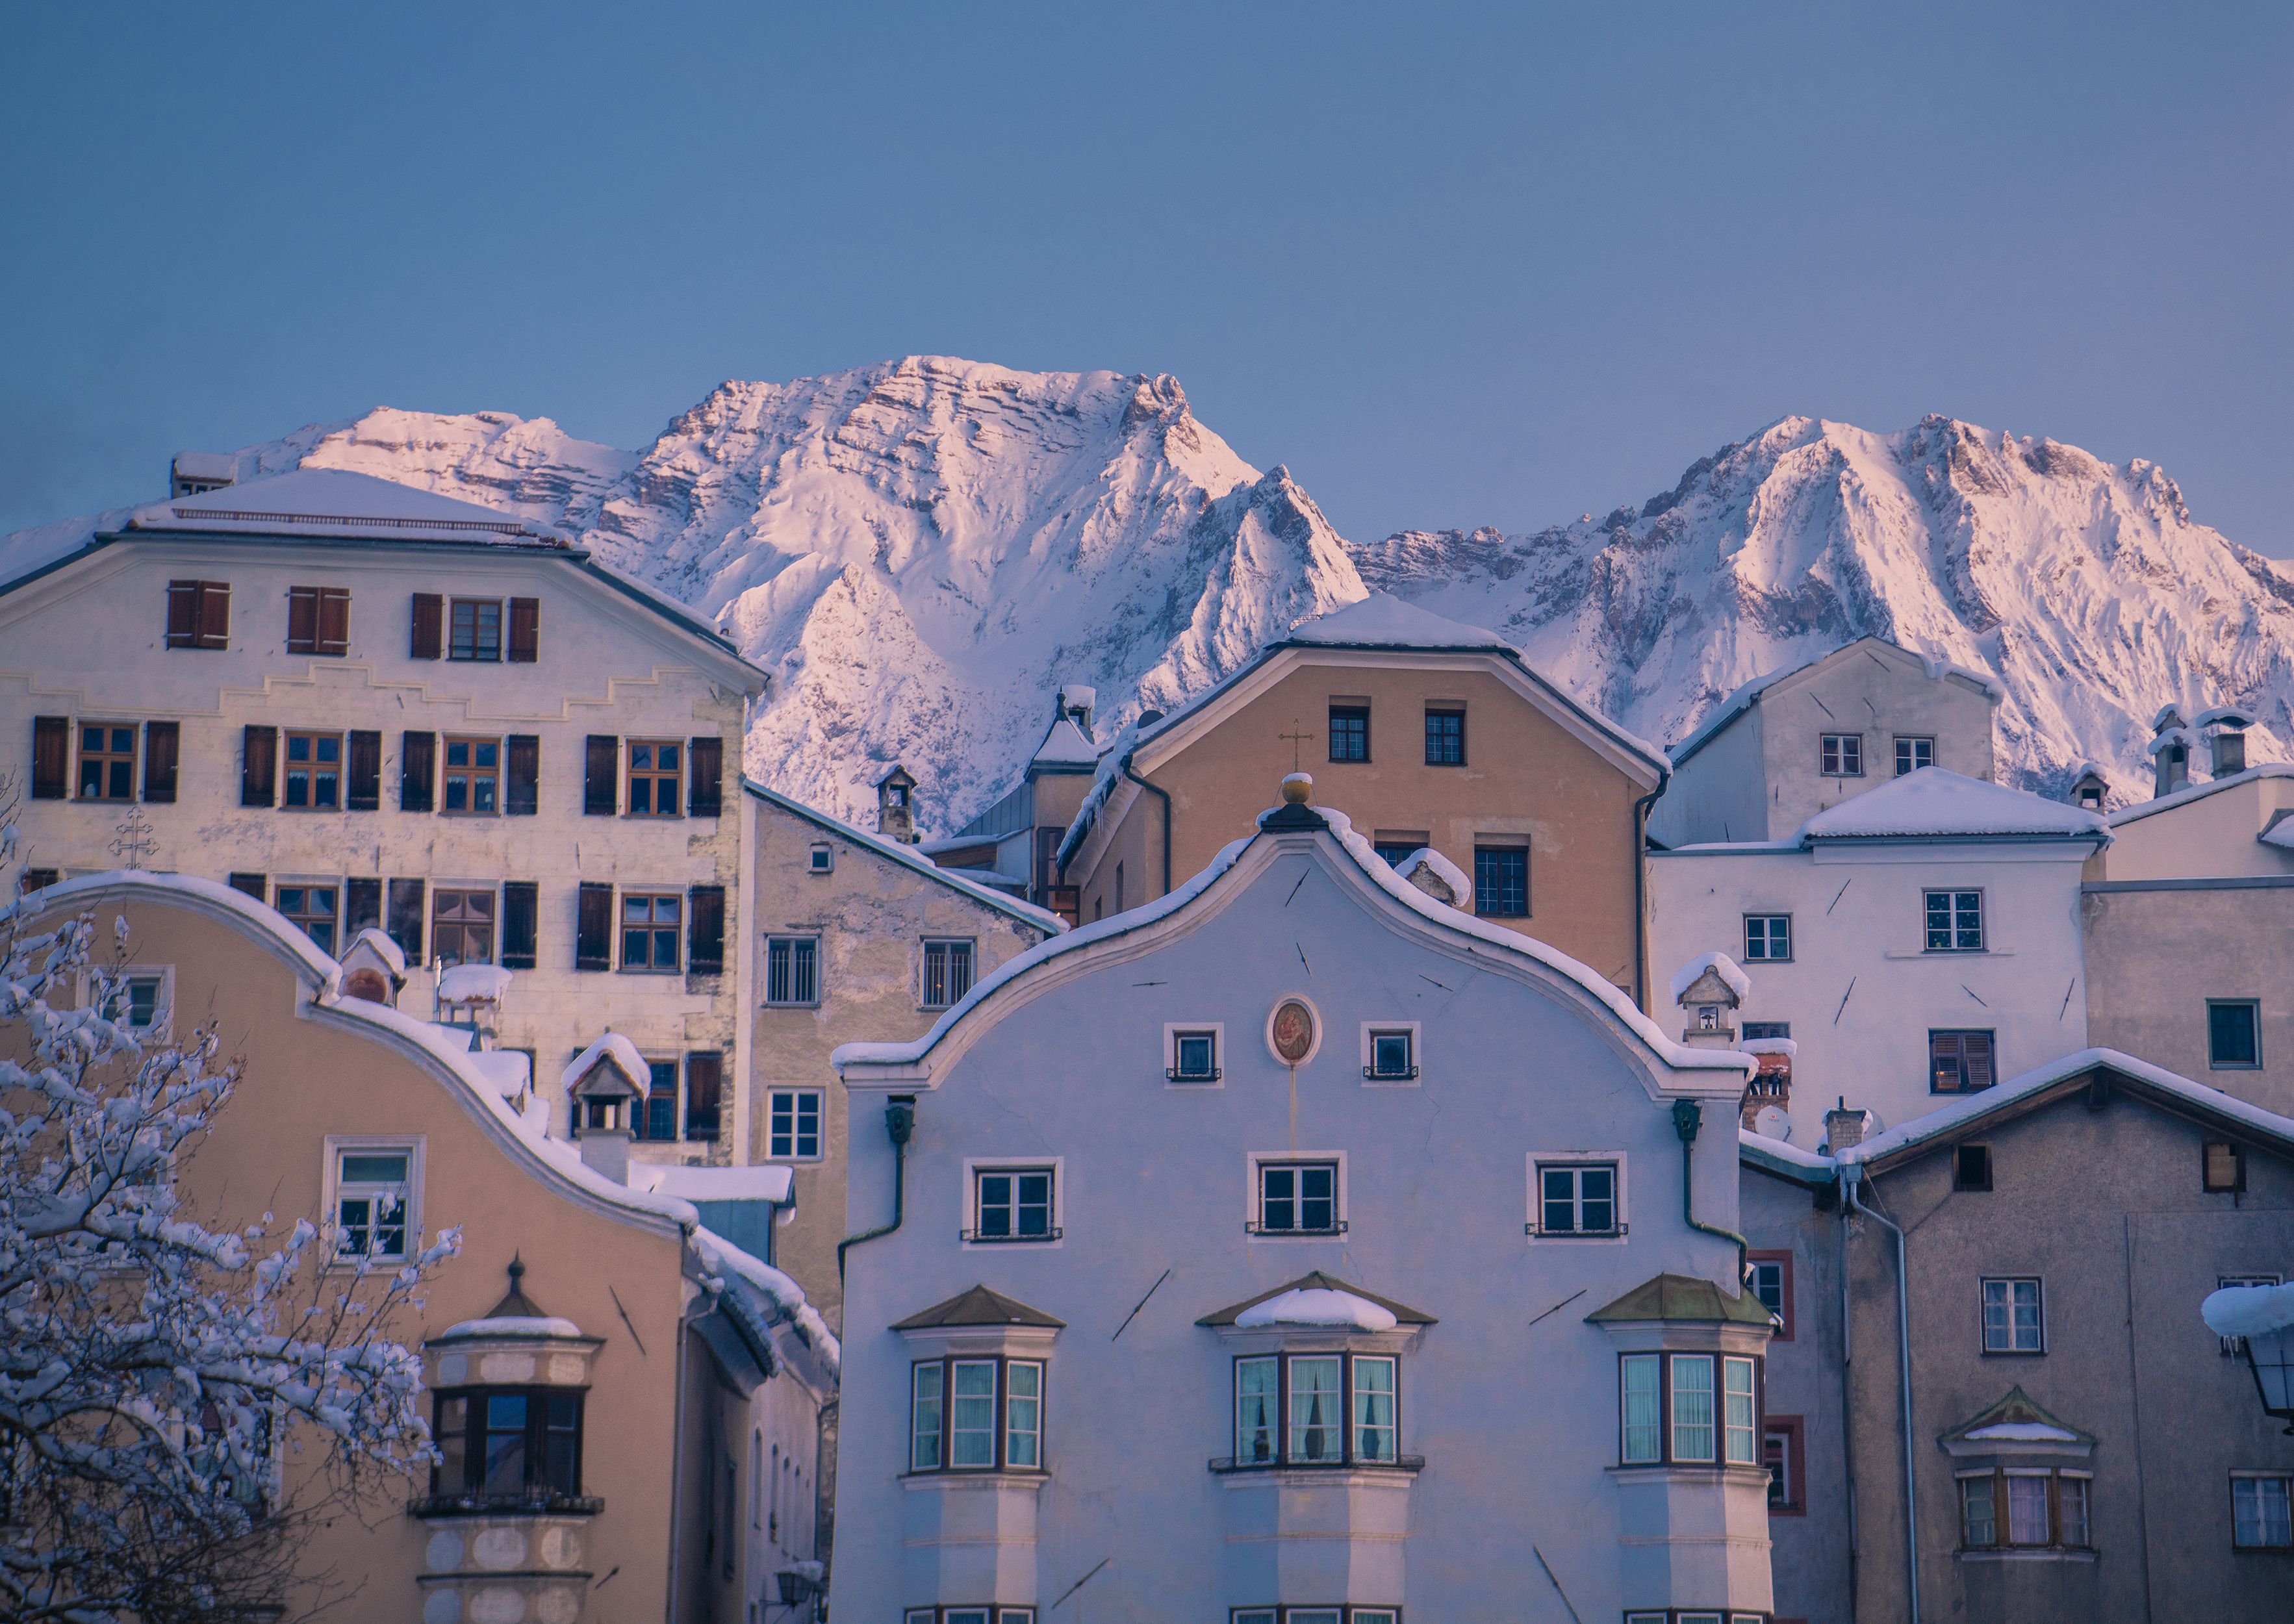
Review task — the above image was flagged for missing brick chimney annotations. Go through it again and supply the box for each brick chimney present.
[1824,1096,1873,1154]
[2200,705,2254,778]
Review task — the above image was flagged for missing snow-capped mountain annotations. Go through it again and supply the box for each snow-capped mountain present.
[1353,414,2294,802]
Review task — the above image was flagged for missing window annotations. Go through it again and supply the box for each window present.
[1895,736,1934,775]
[1617,1352,1761,1467]
[166,580,231,650]
[1535,1161,1620,1237]
[1231,1614,1398,1624]
[287,585,350,657]
[276,885,340,955]
[908,1356,1046,1473]
[77,724,136,800]
[1742,1021,1791,1041]
[906,1612,1036,1624]
[621,894,681,972]
[1328,705,1369,763]
[765,936,819,1006]
[808,843,834,874]
[637,1059,678,1142]
[449,598,502,661]
[970,1167,1056,1243]
[1473,846,1527,916]
[1958,1468,2092,1549]
[1425,707,1465,765]
[1371,830,1430,869]
[1229,1352,1401,1469]
[1821,733,1863,776]
[118,973,163,1032]
[1924,889,1984,952]
[769,1089,822,1160]
[923,939,975,1008]
[281,731,342,809]
[1748,1250,1793,1339]
[2234,1474,2294,1549]
[2220,1274,2281,1356]
[1255,1161,1341,1235]
[627,741,682,816]
[441,737,500,815]
[1169,1028,1221,1083]
[1366,1028,1416,1081]
[429,1388,583,1506]
[333,1147,412,1263]
[1954,1143,1994,1191]
[431,889,496,968]
[1742,914,1791,961]
[2210,1000,2262,1069]
[1981,1277,2044,1353]
[1764,1415,1804,1514]
[1930,1030,1995,1094]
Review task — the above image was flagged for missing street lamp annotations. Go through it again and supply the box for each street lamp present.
[2205,1280,2294,1433]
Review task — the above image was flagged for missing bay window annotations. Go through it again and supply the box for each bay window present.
[427,1388,585,1509]
[1227,1352,1402,1469]
[1618,1352,1761,1467]
[909,1356,1046,1474]
[1957,1467,2092,1551]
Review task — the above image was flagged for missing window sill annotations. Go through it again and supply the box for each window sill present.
[1979,1349,2048,1358]
[622,813,684,821]
[961,1229,1064,1245]
[1209,1455,1424,1477]
[617,968,682,976]
[1166,1069,1224,1085]
[409,1493,603,1519]
[1245,1222,1349,1238]
[761,1001,822,1011]
[1525,1226,1627,1240]
[1954,1547,2096,1564]
[898,1469,1049,1486]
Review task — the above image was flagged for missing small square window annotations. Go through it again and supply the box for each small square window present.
[765,937,819,1005]
[1821,733,1864,776]
[1256,1161,1340,1235]
[2209,1000,2262,1069]
[923,939,975,1009]
[2235,1475,2294,1549]
[120,973,163,1032]
[1328,705,1369,763]
[1924,889,1985,952]
[1954,1143,1994,1191]
[808,843,834,874]
[1169,1030,1220,1083]
[448,598,502,661]
[1536,1161,1620,1237]
[1743,914,1791,961]
[1930,1030,1996,1094]
[627,740,683,818]
[1368,1029,1416,1081]
[1981,1277,2044,1353]
[333,1147,413,1263]
[769,1089,822,1160]
[620,894,681,972]
[1425,708,1465,765]
[971,1167,1055,1242]
[431,888,494,968]
[1895,736,1935,776]
[2204,1141,2246,1194]
[1474,846,1527,916]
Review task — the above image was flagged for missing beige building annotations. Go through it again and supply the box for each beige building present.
[2,465,767,1174]
[1053,594,1670,1002]
[742,777,1062,1324]
[17,870,836,1623]
[925,685,1102,920]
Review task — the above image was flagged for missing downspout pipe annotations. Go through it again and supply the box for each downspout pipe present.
[1841,1162,1919,1624]
[837,1096,916,1284]
[1670,1098,1749,1286]
[1123,758,1173,896]
[1631,770,1668,1014]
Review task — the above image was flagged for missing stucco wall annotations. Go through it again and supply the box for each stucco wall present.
[1650,700,1768,848]
[1754,648,1996,840]
[2100,772,2294,881]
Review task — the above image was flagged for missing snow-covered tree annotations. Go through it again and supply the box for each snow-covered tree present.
[0,780,459,1621]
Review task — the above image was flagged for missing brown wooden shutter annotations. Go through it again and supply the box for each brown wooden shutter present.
[575,882,613,970]
[227,872,268,901]
[683,1052,722,1141]
[31,716,68,799]
[502,881,539,969]
[583,735,618,815]
[387,878,426,963]
[346,730,382,810]
[317,588,350,656]
[688,736,724,817]
[508,597,539,663]
[142,721,179,804]
[287,587,318,653]
[241,725,277,807]
[400,732,435,813]
[410,594,443,660]
[195,582,231,649]
[345,877,383,936]
[1965,1032,1995,1090]
[166,581,199,648]
[687,885,726,974]
[505,735,540,815]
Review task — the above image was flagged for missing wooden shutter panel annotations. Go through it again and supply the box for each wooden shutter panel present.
[344,730,382,810]
[583,735,618,815]
[508,597,539,663]
[1965,1032,1995,1090]
[142,721,179,804]
[505,735,540,815]
[684,1052,722,1140]
[410,594,443,659]
[287,587,318,653]
[687,736,724,817]
[241,725,277,807]
[688,885,726,974]
[502,881,539,969]
[318,588,350,656]
[196,582,231,649]
[227,873,267,901]
[575,883,613,971]
[400,732,435,813]
[31,716,68,800]
[387,878,426,963]
[345,877,383,937]
[166,581,198,648]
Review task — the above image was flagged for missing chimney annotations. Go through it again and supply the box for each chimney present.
[1739,1038,1794,1131]
[2148,705,2191,798]
[577,1117,631,1184]
[2199,705,2254,778]
[1670,954,1745,1050]
[875,765,919,844]
[2070,765,2109,814]
[1057,683,1097,735]
[1824,1096,1872,1154]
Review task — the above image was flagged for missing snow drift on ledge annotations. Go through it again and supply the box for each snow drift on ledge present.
[12,368,2290,833]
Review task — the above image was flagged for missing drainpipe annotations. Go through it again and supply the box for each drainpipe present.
[1669,1098,1748,1286]
[1631,773,1667,1014]
[836,1096,916,1284]
[1841,1163,1919,1624]
[1123,758,1173,896]
[1839,1204,1861,1616]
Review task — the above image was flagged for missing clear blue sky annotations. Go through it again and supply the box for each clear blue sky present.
[3,5,2288,550]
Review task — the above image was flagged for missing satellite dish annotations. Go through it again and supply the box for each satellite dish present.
[1754,1105,1792,1141]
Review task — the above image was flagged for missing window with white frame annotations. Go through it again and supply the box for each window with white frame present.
[908,1356,1045,1474]
[1253,1160,1342,1236]
[1742,913,1791,961]
[1624,1614,1766,1624]
[1168,1026,1221,1083]
[2234,1473,2294,1549]
[1958,1467,2091,1549]
[768,1089,822,1160]
[906,1609,1036,1624]
[968,1166,1056,1243]
[110,971,166,1032]
[1617,1352,1761,1467]
[922,939,975,1009]
[1234,1608,1399,1624]
[1820,733,1863,776]
[1895,735,1935,775]
[1230,1351,1399,1468]
[1533,1160,1622,1237]
[764,936,819,1006]
[1924,889,1985,952]
[1981,1277,2044,1353]
[332,1145,414,1263]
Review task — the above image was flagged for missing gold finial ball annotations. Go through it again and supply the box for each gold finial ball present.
[1282,772,1313,805]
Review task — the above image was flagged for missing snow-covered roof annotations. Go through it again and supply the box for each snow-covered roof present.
[1964,1420,2081,1442]
[438,1313,585,1340]
[1234,1287,1399,1332]
[468,1049,532,1098]
[631,1163,797,1206]
[1030,713,1101,767]
[1393,845,1471,904]
[2197,705,2256,730]
[744,778,1065,935]
[125,468,564,542]
[1670,951,1750,1004]
[2147,724,2196,759]
[1283,591,1509,651]
[2262,822,2294,852]
[1798,767,2107,842]
[2108,764,2294,828]
[437,963,514,1004]
[2203,1280,2294,1339]
[1742,1037,1798,1057]
[692,1224,840,1373]
[10,870,343,995]
[561,1032,649,1095]
[1739,1126,1837,1182]
[839,796,1753,1083]
[342,925,407,980]
[1667,637,2004,767]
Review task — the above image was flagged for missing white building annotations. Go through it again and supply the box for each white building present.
[1650,768,2106,1145]
[829,776,1770,1621]
[1,466,766,1166]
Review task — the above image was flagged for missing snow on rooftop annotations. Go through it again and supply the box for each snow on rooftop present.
[1030,713,1101,766]
[2109,763,2294,827]
[468,1049,532,1099]
[632,1163,797,1206]
[1235,1287,1398,1332]
[1284,590,1508,650]
[439,1313,585,1340]
[1742,1037,1798,1057]
[1963,1420,2081,1442]
[343,926,407,979]
[2203,1280,2294,1339]
[1798,767,2106,841]
[128,467,559,540]
[562,1032,649,1095]
[692,1224,840,1372]
[2197,705,2256,730]
[1394,844,1471,903]
[1671,951,1750,1004]
[437,963,514,1004]
[2263,822,2294,851]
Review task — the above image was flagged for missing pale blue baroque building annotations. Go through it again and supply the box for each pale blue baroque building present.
[832,779,1776,1621]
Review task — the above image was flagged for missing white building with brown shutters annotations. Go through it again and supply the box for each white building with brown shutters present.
[0,466,766,1169]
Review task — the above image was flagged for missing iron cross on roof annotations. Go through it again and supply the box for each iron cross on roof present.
[1279,719,1316,772]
